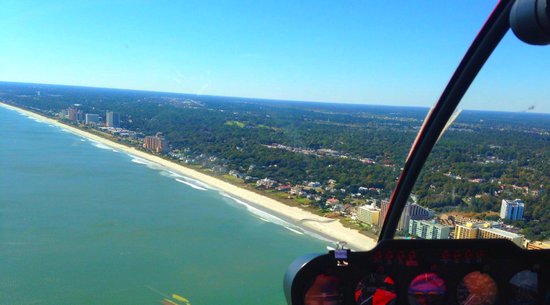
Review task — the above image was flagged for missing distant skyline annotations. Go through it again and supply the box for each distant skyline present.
[1,1,549,113]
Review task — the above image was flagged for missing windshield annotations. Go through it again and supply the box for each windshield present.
[401,30,550,246]
[0,1,548,305]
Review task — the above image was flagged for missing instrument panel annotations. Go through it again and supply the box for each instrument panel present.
[284,239,550,305]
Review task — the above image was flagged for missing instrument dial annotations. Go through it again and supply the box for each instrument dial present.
[355,273,397,305]
[408,273,447,305]
[456,271,498,305]
[304,274,342,305]
[509,270,538,305]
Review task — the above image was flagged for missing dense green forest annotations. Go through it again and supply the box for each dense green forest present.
[2,82,549,240]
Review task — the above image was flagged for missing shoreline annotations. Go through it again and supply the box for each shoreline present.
[1,102,377,251]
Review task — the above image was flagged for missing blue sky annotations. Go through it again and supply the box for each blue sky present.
[1,1,549,112]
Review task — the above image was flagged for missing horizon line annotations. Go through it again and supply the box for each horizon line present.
[1,80,548,115]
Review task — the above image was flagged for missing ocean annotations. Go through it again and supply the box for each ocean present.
[0,106,327,305]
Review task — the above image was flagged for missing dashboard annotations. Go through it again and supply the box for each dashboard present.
[284,239,550,305]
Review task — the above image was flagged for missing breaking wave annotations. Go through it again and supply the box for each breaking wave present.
[131,157,152,165]
[26,116,46,124]
[175,178,207,191]
[160,170,214,190]
[220,193,306,235]
[179,176,213,190]
[220,193,334,242]
[128,156,164,170]
[89,140,111,150]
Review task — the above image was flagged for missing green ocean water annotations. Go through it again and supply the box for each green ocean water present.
[0,106,328,305]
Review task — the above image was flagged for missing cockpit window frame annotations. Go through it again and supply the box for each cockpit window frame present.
[379,0,515,240]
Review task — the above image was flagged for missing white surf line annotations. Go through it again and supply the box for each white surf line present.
[285,226,305,235]
[175,178,207,191]
[89,140,112,150]
[219,192,336,241]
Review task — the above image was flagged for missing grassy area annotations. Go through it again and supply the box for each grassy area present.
[340,218,365,231]
[224,120,245,128]
[295,197,311,205]
[221,174,245,184]
[340,218,379,239]
[257,124,281,131]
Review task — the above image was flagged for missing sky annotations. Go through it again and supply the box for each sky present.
[0,1,549,113]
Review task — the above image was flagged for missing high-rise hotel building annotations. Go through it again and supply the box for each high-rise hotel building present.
[408,219,452,239]
[357,204,380,226]
[85,114,99,125]
[379,201,434,231]
[106,111,120,127]
[500,199,524,220]
[454,222,524,247]
[143,132,169,153]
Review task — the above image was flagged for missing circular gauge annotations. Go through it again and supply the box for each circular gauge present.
[355,273,397,305]
[408,273,447,305]
[509,270,538,305]
[456,271,498,305]
[304,274,342,305]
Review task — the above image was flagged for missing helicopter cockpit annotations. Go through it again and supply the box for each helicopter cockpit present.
[284,1,550,304]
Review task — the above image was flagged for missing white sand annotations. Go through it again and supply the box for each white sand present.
[1,102,377,251]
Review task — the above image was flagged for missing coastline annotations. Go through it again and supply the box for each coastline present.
[1,102,377,251]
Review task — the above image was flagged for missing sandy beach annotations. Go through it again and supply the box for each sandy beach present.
[1,102,377,251]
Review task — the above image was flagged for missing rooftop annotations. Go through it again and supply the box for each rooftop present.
[479,227,523,239]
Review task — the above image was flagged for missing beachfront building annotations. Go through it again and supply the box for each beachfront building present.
[399,203,435,231]
[106,111,120,127]
[256,178,278,189]
[379,200,390,228]
[526,240,550,250]
[67,107,84,123]
[378,201,434,231]
[478,226,524,247]
[85,113,99,125]
[409,219,452,239]
[58,109,68,119]
[454,222,481,239]
[357,204,380,226]
[454,222,524,247]
[143,132,169,153]
[68,107,77,121]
